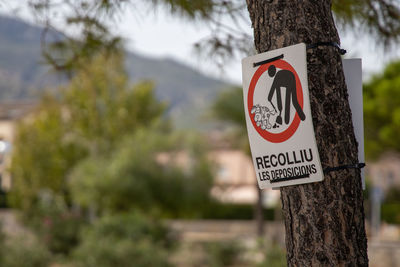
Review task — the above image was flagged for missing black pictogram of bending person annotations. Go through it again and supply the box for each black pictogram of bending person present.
[267,65,306,126]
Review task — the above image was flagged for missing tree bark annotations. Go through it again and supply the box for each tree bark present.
[246,1,368,266]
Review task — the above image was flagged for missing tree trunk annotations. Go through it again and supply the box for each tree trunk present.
[246,1,368,266]
[255,184,264,236]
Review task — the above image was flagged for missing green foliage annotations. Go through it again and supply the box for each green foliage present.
[384,186,400,203]
[61,55,166,153]
[212,87,250,153]
[9,95,86,212]
[0,235,52,267]
[364,60,400,158]
[212,86,246,127]
[150,0,215,19]
[10,55,166,213]
[381,203,400,224]
[9,52,216,263]
[8,53,179,255]
[332,0,400,45]
[0,223,4,266]
[256,243,286,267]
[381,186,400,224]
[202,241,244,267]
[0,189,7,208]
[28,194,86,255]
[72,212,175,267]
[69,128,214,218]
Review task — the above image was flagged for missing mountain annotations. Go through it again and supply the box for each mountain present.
[0,16,54,99]
[0,15,231,128]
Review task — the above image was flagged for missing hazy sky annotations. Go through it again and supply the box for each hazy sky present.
[114,6,400,84]
[116,7,226,80]
[2,2,399,84]
[112,5,400,84]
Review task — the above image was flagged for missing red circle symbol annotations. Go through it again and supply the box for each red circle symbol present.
[247,59,304,143]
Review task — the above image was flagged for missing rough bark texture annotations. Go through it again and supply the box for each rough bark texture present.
[246,0,369,266]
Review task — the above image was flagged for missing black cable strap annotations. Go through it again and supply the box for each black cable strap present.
[270,173,310,183]
[268,163,365,184]
[306,42,347,55]
[323,163,365,174]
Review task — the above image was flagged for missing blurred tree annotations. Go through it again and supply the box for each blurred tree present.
[364,60,400,158]
[9,53,216,264]
[10,94,85,213]
[384,186,400,203]
[0,223,52,267]
[69,127,214,218]
[213,87,246,128]
[332,0,400,45]
[0,223,4,266]
[256,243,286,267]
[212,87,248,151]
[1,236,52,267]
[10,51,215,258]
[9,54,173,257]
[10,54,166,214]
[381,185,400,224]
[72,212,175,267]
[202,240,244,267]
[212,87,265,236]
[29,194,85,255]
[61,55,166,154]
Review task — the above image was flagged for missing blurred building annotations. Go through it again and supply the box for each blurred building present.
[157,149,280,206]
[209,149,280,206]
[368,152,400,192]
[0,100,36,191]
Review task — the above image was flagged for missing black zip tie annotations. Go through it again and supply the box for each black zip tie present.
[253,54,284,68]
[306,42,347,55]
[269,163,365,183]
[270,173,310,183]
[323,163,365,174]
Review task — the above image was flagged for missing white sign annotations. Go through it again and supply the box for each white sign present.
[343,59,365,189]
[242,43,323,189]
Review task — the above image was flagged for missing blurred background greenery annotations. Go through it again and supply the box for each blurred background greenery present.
[0,0,400,266]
